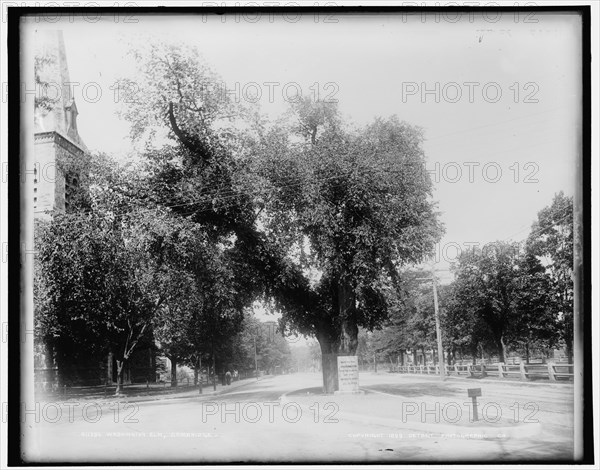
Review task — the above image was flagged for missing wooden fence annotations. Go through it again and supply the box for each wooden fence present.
[390,362,574,382]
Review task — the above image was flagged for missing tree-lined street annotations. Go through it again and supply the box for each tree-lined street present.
[30,372,574,462]
[19,10,587,465]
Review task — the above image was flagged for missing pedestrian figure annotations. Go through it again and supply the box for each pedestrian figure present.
[225,370,232,385]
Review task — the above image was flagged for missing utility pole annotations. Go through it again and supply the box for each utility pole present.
[431,267,446,381]
[254,328,259,380]
[417,266,446,381]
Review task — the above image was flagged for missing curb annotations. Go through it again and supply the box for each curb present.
[44,377,261,406]
[380,372,573,388]
[128,377,262,404]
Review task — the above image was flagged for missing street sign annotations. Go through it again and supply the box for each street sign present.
[337,356,359,392]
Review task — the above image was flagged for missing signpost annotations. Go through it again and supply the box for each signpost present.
[467,387,482,421]
[337,356,359,393]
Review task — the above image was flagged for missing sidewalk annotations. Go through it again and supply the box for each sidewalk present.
[36,376,263,405]
[279,387,542,441]
[278,372,572,444]
[364,370,574,388]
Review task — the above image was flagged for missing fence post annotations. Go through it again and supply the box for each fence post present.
[498,363,504,379]
[480,364,487,377]
[519,362,527,380]
[435,365,440,375]
[467,364,472,377]
[547,363,556,382]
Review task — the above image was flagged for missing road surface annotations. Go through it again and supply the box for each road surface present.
[24,372,575,463]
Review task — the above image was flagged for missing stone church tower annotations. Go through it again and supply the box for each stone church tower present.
[33,31,157,388]
[34,29,87,219]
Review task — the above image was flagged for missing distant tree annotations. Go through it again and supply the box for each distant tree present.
[525,192,574,363]
[511,252,561,362]
[449,242,524,363]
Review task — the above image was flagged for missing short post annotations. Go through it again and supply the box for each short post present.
[519,362,527,380]
[498,362,504,379]
[199,375,203,395]
[468,388,482,422]
[480,364,487,377]
[467,364,473,377]
[547,363,556,382]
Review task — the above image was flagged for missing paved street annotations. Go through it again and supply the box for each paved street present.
[26,372,574,463]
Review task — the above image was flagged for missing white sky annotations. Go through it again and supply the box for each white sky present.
[27,11,580,285]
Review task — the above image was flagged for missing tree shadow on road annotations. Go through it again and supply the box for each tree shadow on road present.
[366,383,460,397]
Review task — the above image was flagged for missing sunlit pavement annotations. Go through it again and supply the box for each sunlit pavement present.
[25,372,574,463]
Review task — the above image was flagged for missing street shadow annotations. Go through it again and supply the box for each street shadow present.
[367,383,460,397]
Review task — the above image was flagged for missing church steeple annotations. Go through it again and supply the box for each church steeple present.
[34,29,88,218]
[34,29,87,151]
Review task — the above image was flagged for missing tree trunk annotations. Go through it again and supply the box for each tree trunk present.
[193,356,199,386]
[115,359,125,395]
[316,275,359,394]
[170,357,178,387]
[497,336,507,364]
[107,351,114,385]
[317,328,358,393]
[321,351,338,394]
[525,342,530,364]
[412,350,417,365]
[565,338,573,364]
[212,344,217,391]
